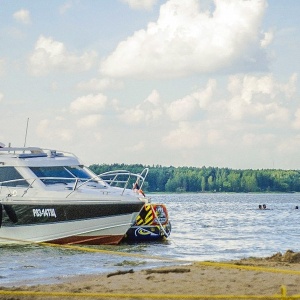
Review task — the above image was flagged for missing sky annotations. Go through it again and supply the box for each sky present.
[0,0,300,170]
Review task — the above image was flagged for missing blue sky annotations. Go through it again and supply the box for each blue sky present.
[0,0,300,169]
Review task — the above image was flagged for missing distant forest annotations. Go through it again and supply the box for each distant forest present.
[89,164,300,193]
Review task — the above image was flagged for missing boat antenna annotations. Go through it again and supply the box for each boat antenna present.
[24,118,29,147]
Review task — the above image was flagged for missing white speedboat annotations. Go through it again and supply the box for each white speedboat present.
[0,145,149,245]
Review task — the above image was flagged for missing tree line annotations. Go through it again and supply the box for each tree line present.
[89,164,300,193]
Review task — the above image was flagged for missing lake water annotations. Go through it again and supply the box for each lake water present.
[1,193,300,286]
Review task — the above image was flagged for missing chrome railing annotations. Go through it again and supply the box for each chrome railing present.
[98,168,148,195]
[0,168,149,198]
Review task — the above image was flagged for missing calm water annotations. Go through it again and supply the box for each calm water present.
[1,193,300,286]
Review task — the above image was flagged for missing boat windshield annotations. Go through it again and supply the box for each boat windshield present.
[29,166,94,185]
[0,166,29,187]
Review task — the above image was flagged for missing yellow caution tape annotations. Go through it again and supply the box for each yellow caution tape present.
[197,261,300,276]
[0,289,287,299]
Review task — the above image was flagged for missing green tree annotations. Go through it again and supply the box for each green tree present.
[89,163,300,193]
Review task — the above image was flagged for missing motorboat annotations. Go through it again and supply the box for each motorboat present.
[0,144,149,245]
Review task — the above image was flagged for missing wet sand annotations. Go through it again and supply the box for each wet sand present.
[1,250,300,299]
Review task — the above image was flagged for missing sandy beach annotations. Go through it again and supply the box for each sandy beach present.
[1,250,300,299]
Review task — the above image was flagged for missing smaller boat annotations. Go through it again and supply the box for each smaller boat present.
[99,169,171,242]
[124,203,171,241]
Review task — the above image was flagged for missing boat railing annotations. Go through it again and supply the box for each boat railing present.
[65,176,105,198]
[67,168,149,197]
[0,177,84,198]
[98,168,149,195]
[0,178,36,197]
[0,168,149,198]
[0,176,101,199]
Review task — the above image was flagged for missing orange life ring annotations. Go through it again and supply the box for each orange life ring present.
[151,204,169,225]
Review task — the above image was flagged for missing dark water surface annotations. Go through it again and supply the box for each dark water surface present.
[1,193,300,286]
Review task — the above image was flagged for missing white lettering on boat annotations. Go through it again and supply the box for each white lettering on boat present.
[32,208,57,218]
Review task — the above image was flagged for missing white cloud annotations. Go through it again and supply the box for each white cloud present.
[166,95,198,122]
[161,72,297,154]
[0,93,4,102]
[226,96,245,120]
[229,74,290,103]
[145,89,160,106]
[121,0,158,10]
[77,114,102,128]
[264,103,289,123]
[13,9,31,25]
[196,79,217,109]
[226,73,296,121]
[282,73,298,98]
[162,122,202,149]
[77,77,124,91]
[166,79,216,121]
[28,36,97,76]
[70,94,107,114]
[119,89,162,124]
[36,119,73,142]
[260,30,274,48]
[228,73,298,103]
[100,0,267,78]
[119,107,145,124]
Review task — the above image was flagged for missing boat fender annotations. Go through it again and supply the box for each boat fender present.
[135,204,169,226]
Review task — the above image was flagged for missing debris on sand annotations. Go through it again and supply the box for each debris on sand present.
[267,250,300,263]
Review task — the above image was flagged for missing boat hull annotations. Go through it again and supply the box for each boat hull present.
[0,202,143,245]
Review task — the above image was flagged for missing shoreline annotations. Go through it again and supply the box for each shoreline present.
[1,250,300,299]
